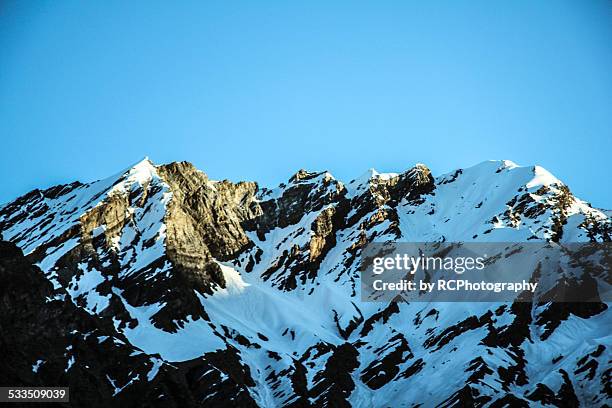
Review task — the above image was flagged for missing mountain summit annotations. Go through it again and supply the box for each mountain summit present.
[0,159,609,407]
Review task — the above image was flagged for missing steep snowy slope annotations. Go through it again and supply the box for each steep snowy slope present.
[0,158,609,407]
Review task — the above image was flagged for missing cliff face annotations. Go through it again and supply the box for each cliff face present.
[0,158,610,407]
[0,241,260,408]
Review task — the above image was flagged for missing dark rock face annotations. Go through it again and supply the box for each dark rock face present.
[260,200,351,291]
[0,159,610,407]
[0,241,258,408]
[361,333,412,389]
[246,170,346,239]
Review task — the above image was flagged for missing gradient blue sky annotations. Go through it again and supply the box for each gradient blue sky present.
[1,1,611,207]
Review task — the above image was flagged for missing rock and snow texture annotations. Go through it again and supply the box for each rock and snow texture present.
[0,158,610,407]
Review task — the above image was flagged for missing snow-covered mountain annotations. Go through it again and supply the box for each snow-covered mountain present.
[0,158,609,407]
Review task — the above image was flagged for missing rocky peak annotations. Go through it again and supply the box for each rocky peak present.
[289,169,323,183]
[247,169,346,238]
[156,160,259,262]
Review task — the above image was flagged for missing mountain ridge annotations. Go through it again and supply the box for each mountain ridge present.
[0,158,609,407]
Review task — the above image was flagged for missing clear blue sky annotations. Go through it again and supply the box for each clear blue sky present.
[1,1,611,207]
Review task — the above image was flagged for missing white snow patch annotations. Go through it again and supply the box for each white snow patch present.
[32,359,44,373]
